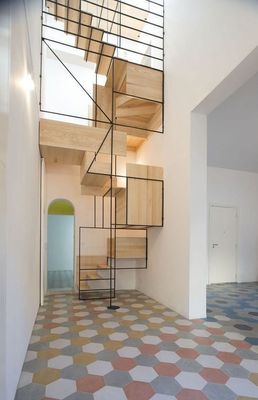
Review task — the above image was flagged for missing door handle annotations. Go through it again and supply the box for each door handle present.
[212,243,219,248]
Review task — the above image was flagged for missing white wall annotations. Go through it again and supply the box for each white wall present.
[1,1,42,399]
[45,163,136,290]
[208,167,258,283]
[136,0,258,319]
[0,3,10,399]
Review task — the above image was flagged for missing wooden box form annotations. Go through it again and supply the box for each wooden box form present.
[107,237,147,259]
[116,164,163,227]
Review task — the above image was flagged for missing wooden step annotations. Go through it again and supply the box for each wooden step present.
[40,119,127,165]
[47,0,67,21]
[98,263,109,269]
[84,271,101,280]
[96,43,116,76]
[80,281,90,290]
[108,237,146,259]
[66,0,80,34]
[84,28,104,62]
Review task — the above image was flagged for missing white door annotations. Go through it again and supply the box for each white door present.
[208,206,237,284]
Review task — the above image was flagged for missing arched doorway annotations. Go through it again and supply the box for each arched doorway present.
[47,199,75,290]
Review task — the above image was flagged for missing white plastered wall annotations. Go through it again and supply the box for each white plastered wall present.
[136,0,258,319]
[2,0,42,399]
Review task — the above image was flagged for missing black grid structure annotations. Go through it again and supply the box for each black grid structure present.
[40,0,164,305]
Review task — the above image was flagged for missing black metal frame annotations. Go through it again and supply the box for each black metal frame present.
[41,0,164,305]
[78,226,148,300]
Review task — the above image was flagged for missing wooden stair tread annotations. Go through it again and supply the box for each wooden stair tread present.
[98,264,109,269]
[78,20,101,51]
[84,28,104,61]
[80,281,90,289]
[84,271,101,279]
[97,43,116,76]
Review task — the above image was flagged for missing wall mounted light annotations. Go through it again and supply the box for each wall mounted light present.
[19,73,35,91]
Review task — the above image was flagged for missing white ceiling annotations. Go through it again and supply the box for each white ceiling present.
[207,72,258,173]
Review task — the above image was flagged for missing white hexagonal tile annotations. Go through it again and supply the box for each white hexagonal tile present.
[53,303,66,309]
[191,329,211,337]
[122,315,137,321]
[203,321,222,328]
[82,343,104,354]
[130,366,158,382]
[142,335,161,345]
[30,335,40,344]
[50,327,69,335]
[151,395,177,400]
[175,338,197,349]
[33,324,43,331]
[214,315,230,321]
[212,342,236,353]
[156,350,180,363]
[176,372,206,390]
[116,308,130,313]
[17,371,33,388]
[25,351,37,362]
[46,378,76,399]
[94,306,106,311]
[48,355,73,369]
[52,310,67,315]
[132,303,144,309]
[50,339,70,349]
[163,311,178,317]
[241,359,258,373]
[118,346,141,358]
[197,354,223,369]
[175,319,192,326]
[131,324,148,331]
[73,305,85,310]
[139,310,153,315]
[98,313,113,319]
[251,345,258,354]
[52,317,68,324]
[109,332,129,341]
[103,321,120,329]
[160,326,178,334]
[227,377,258,397]
[74,311,89,317]
[79,329,98,338]
[94,386,127,400]
[224,332,246,340]
[77,319,93,326]
[87,360,113,376]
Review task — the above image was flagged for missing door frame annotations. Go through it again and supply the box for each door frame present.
[208,203,238,284]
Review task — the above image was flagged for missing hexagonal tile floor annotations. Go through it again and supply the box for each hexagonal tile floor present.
[15,284,258,399]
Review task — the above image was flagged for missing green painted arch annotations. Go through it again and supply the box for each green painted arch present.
[48,199,75,216]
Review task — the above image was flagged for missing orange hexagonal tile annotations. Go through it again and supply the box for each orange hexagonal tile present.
[200,368,228,384]
[112,357,136,371]
[124,381,154,400]
[217,352,241,364]
[176,348,199,359]
[76,375,105,392]
[154,362,180,377]
[177,389,208,400]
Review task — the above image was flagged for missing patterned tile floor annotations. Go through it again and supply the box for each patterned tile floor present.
[15,283,258,400]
